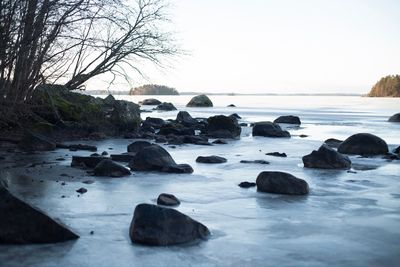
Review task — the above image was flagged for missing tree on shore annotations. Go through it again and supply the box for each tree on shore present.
[0,0,176,104]
[368,75,400,97]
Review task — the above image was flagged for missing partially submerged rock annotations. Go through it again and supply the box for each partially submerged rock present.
[94,159,131,177]
[129,144,193,173]
[302,144,351,169]
[252,122,290,137]
[212,139,228,144]
[240,160,269,164]
[157,193,180,206]
[265,152,287,157]
[176,111,198,126]
[186,94,213,107]
[158,123,195,136]
[0,183,79,244]
[142,117,166,129]
[127,141,153,153]
[155,102,177,111]
[388,113,400,122]
[18,131,56,151]
[56,143,97,152]
[394,146,400,154]
[324,138,343,148]
[196,155,227,164]
[338,133,388,155]
[256,171,309,195]
[129,203,210,246]
[71,156,108,168]
[140,98,162,105]
[206,115,241,139]
[238,181,256,188]
[110,153,136,162]
[274,115,301,125]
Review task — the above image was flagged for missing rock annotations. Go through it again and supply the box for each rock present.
[127,141,153,153]
[111,100,141,131]
[76,187,87,194]
[238,182,256,188]
[240,160,269,164]
[273,115,301,125]
[196,156,227,164]
[56,143,97,152]
[302,144,351,169]
[338,133,388,155]
[227,104,236,107]
[71,156,108,168]
[142,117,166,129]
[129,144,193,173]
[155,135,168,143]
[388,113,400,122]
[18,132,56,151]
[158,123,195,136]
[206,115,241,139]
[176,111,198,126]
[101,151,108,156]
[186,94,213,107]
[155,102,177,111]
[157,193,180,206]
[256,171,309,195]
[265,152,287,157]
[110,153,136,162]
[140,98,162,105]
[103,94,115,106]
[94,159,131,177]
[229,113,241,119]
[394,146,400,154]
[212,139,227,144]
[0,183,79,244]
[324,138,343,148]
[252,122,290,137]
[129,203,210,246]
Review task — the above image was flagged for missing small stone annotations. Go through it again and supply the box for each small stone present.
[238,182,256,188]
[76,188,87,194]
[196,155,227,164]
[157,193,180,206]
[101,151,108,156]
[266,152,287,157]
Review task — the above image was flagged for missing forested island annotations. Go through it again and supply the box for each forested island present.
[368,75,400,97]
[130,84,179,95]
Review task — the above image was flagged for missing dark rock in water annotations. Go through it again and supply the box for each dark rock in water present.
[159,123,195,136]
[76,187,87,194]
[252,122,290,137]
[155,135,168,143]
[238,182,256,188]
[338,133,388,155]
[273,115,301,125]
[388,113,400,122]
[90,153,101,157]
[240,160,269,164]
[18,132,56,151]
[206,115,241,139]
[155,102,177,111]
[239,123,248,127]
[256,171,309,195]
[0,183,79,244]
[94,159,131,177]
[111,153,136,162]
[186,94,213,107]
[157,193,180,206]
[394,146,400,154]
[101,151,108,156]
[111,99,141,132]
[56,143,97,152]
[71,156,108,168]
[127,141,152,153]
[196,155,227,164]
[140,98,162,105]
[129,203,210,246]
[324,138,343,148]
[229,113,241,120]
[227,104,236,107]
[266,152,287,157]
[302,144,351,169]
[129,144,193,173]
[176,111,198,126]
[167,135,210,146]
[383,153,400,160]
[299,134,308,138]
[142,117,165,129]
[212,139,227,144]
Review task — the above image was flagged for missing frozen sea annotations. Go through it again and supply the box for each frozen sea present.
[0,95,399,267]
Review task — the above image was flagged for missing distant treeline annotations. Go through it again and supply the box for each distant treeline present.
[129,84,179,95]
[368,75,400,97]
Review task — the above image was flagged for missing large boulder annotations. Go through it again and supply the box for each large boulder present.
[206,115,241,139]
[71,156,108,168]
[338,133,388,155]
[256,171,309,195]
[129,144,193,173]
[176,111,198,126]
[196,155,227,164]
[18,132,56,151]
[93,159,131,177]
[388,113,400,122]
[142,117,166,129]
[127,141,153,153]
[252,122,290,137]
[273,115,301,125]
[129,203,209,246]
[155,102,177,111]
[140,98,162,105]
[302,144,351,169]
[186,94,213,107]
[110,99,141,132]
[0,183,79,244]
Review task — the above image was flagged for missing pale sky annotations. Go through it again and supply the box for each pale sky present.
[91,0,400,94]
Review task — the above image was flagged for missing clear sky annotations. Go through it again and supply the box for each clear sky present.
[92,0,400,94]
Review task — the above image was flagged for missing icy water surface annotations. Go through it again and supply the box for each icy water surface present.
[0,95,399,267]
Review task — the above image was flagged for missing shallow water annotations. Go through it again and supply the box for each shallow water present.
[0,95,399,267]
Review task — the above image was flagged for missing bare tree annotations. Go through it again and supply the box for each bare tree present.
[0,0,176,103]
